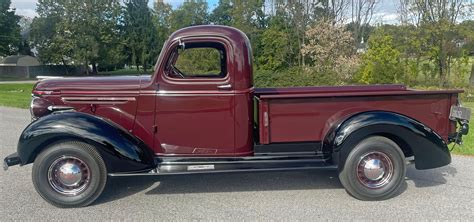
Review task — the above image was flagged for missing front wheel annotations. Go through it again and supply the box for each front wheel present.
[32,141,107,208]
[338,136,406,200]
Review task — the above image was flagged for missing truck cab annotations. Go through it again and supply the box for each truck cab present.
[4,25,471,208]
[147,26,254,156]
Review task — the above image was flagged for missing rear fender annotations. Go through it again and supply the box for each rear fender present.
[323,111,450,170]
[17,111,156,173]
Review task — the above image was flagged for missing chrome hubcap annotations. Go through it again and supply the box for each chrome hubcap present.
[57,162,82,186]
[356,151,393,189]
[48,156,90,196]
[363,159,385,180]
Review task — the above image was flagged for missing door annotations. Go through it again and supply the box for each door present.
[154,39,235,156]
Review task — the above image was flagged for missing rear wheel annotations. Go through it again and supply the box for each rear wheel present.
[338,136,406,200]
[32,141,107,208]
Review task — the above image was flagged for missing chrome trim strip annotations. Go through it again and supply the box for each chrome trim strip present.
[61,90,139,94]
[156,93,235,97]
[108,166,337,177]
[62,97,136,101]
[61,97,136,104]
[37,76,64,80]
[140,88,254,96]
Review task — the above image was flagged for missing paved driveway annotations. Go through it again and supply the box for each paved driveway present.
[1,107,473,220]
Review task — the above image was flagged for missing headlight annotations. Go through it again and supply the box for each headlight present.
[30,96,53,120]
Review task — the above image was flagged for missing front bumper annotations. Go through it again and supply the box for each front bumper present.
[3,152,21,171]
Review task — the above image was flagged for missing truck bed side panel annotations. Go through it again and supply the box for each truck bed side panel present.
[258,94,454,144]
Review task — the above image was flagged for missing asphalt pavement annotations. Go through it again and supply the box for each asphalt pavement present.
[1,106,473,220]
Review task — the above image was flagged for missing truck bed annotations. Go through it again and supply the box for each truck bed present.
[254,85,462,144]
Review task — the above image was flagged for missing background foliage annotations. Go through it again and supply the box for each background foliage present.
[2,0,473,94]
[0,0,21,56]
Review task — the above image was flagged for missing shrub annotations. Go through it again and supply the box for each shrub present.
[356,32,403,84]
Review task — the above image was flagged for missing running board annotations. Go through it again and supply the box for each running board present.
[109,155,336,177]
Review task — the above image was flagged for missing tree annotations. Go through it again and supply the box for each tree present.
[281,0,317,67]
[154,0,172,51]
[231,0,266,31]
[357,31,403,84]
[17,16,34,56]
[169,0,208,31]
[0,0,21,56]
[18,40,33,56]
[372,24,428,85]
[457,20,474,54]
[470,63,474,85]
[257,23,289,70]
[315,0,350,23]
[18,16,32,35]
[124,0,159,72]
[209,0,233,25]
[31,0,122,74]
[349,0,379,46]
[30,0,71,65]
[230,0,266,63]
[302,20,358,84]
[400,0,469,87]
[66,0,122,73]
[456,20,474,85]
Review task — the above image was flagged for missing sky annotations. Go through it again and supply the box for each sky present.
[11,0,400,24]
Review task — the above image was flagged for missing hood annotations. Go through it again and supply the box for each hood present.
[34,75,152,91]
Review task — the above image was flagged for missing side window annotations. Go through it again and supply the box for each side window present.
[169,42,227,79]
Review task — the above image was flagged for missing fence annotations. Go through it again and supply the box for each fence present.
[0,65,88,79]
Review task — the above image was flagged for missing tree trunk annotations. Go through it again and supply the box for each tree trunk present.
[448,55,452,82]
[92,63,98,74]
[301,28,306,67]
[85,61,89,75]
[438,41,447,88]
[353,24,360,51]
[438,58,447,88]
[61,58,69,75]
[470,62,474,85]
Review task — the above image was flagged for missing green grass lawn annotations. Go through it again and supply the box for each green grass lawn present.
[0,83,34,109]
[0,82,473,155]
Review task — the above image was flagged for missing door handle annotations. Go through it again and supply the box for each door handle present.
[217,84,232,90]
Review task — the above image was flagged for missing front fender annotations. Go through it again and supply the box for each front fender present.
[323,111,450,170]
[17,111,155,173]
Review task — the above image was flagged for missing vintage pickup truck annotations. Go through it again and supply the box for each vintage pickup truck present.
[3,25,471,208]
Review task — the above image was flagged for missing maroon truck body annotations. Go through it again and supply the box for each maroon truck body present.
[4,25,470,207]
[32,69,462,157]
[30,24,462,157]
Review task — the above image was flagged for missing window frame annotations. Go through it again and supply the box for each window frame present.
[172,43,227,79]
[163,38,231,84]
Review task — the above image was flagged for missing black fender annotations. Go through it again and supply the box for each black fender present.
[17,111,156,173]
[323,111,451,170]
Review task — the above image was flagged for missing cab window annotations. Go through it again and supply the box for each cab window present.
[168,42,227,79]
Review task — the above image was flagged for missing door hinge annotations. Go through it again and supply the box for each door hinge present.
[153,125,158,133]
